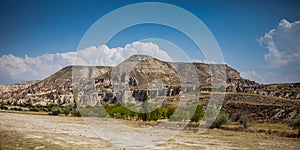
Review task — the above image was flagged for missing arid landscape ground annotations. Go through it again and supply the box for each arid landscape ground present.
[1,111,300,150]
[1,56,300,149]
[1,1,300,149]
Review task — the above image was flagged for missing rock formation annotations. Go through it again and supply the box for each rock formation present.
[0,55,299,107]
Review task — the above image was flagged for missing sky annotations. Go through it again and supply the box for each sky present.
[0,0,299,84]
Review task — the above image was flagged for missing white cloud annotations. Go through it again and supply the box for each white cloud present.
[241,70,300,84]
[191,59,218,64]
[0,41,172,84]
[252,19,300,83]
[241,71,266,83]
[258,19,300,68]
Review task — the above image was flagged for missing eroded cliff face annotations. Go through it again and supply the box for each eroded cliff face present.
[0,66,111,106]
[0,80,39,94]
[0,55,299,107]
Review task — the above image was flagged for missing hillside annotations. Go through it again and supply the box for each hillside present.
[0,55,300,123]
[0,55,254,106]
[0,80,39,94]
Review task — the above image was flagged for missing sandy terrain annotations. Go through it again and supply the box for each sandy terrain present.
[0,111,299,150]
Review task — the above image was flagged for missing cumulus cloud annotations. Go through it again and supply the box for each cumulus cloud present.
[258,19,300,68]
[0,41,172,84]
[251,19,300,83]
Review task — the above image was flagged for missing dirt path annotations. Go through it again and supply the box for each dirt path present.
[0,112,299,149]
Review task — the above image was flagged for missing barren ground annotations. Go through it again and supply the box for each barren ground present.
[0,111,299,150]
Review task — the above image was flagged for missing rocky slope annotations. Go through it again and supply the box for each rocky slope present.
[195,93,300,123]
[0,80,39,94]
[0,55,299,108]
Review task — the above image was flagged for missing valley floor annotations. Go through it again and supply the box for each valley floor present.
[0,111,299,150]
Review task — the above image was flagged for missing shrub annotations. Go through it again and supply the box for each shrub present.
[11,107,18,111]
[30,106,39,112]
[43,108,49,112]
[169,109,190,122]
[204,105,231,129]
[79,107,109,118]
[104,103,131,119]
[0,104,8,110]
[49,106,62,115]
[149,108,162,121]
[72,110,82,117]
[20,103,32,108]
[238,115,248,129]
[159,107,168,119]
[138,108,163,121]
[204,105,220,122]
[190,105,205,122]
[47,104,59,110]
[290,116,300,130]
[166,107,176,119]
[211,110,231,128]
[3,106,8,110]
[62,107,70,116]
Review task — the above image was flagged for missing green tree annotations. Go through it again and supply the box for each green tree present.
[149,108,162,121]
[190,105,205,122]
[72,87,81,117]
[141,92,150,121]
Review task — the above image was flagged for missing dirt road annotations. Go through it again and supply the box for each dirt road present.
[0,111,299,149]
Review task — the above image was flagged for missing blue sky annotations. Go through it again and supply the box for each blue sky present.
[0,0,300,84]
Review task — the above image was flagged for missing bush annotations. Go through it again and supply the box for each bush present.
[30,106,39,112]
[21,103,32,107]
[62,107,70,116]
[104,103,131,119]
[79,107,109,118]
[0,104,8,110]
[43,108,49,112]
[190,105,205,122]
[169,109,190,122]
[205,105,230,128]
[165,107,176,119]
[72,110,82,117]
[211,110,231,128]
[49,106,62,115]
[149,108,162,121]
[238,115,248,129]
[204,105,220,122]
[11,107,18,111]
[290,116,300,130]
